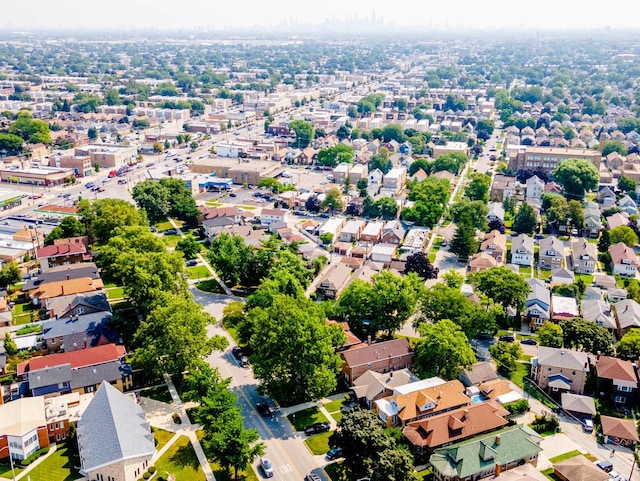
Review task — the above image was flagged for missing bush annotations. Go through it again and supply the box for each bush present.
[142,472,151,480]
[504,399,530,415]
[148,466,156,474]
[172,413,182,424]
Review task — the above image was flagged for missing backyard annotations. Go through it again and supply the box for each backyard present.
[20,443,81,481]
[153,435,206,481]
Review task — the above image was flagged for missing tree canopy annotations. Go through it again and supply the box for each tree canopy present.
[609,225,638,247]
[537,323,564,348]
[468,266,530,315]
[317,144,353,167]
[513,202,537,234]
[402,177,451,227]
[79,198,147,245]
[552,158,599,199]
[616,329,640,360]
[288,120,314,149]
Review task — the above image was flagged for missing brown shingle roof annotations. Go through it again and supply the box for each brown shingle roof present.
[595,356,638,385]
[341,338,410,367]
[553,454,609,481]
[601,415,640,442]
[391,380,470,423]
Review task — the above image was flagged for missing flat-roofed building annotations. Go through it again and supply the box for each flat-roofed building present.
[75,144,137,168]
[0,166,75,186]
[507,146,601,174]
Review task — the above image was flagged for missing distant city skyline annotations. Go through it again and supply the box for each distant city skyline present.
[0,0,635,32]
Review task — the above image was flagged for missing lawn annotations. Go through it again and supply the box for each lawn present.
[509,362,530,388]
[519,265,532,277]
[164,234,183,247]
[331,411,344,423]
[304,431,332,455]
[153,427,176,451]
[141,384,173,404]
[323,396,347,413]
[205,201,223,207]
[287,407,329,431]
[106,287,125,299]
[154,435,206,481]
[0,461,24,479]
[539,269,552,280]
[155,220,175,231]
[24,443,82,481]
[548,450,582,463]
[324,461,344,481]
[234,205,257,210]
[575,273,594,285]
[186,265,211,279]
[195,279,226,294]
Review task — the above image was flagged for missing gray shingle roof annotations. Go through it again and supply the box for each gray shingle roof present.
[28,364,72,389]
[43,312,117,348]
[78,381,155,473]
[22,262,101,291]
[71,361,130,390]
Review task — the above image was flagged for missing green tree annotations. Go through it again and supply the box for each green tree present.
[8,111,52,144]
[0,262,22,289]
[132,294,227,378]
[207,233,255,287]
[0,133,25,152]
[85,198,147,244]
[288,120,314,149]
[44,216,87,245]
[176,235,201,260]
[322,188,344,213]
[402,177,451,227]
[103,89,123,106]
[616,329,640,360]
[468,266,530,315]
[567,199,585,230]
[356,178,368,197]
[414,319,476,380]
[442,270,464,289]
[206,417,264,480]
[160,178,199,226]
[246,295,344,404]
[317,144,353,167]
[319,232,333,245]
[560,317,614,355]
[87,127,98,140]
[404,251,439,280]
[449,220,477,262]
[464,173,492,203]
[609,225,638,247]
[369,147,393,174]
[598,229,611,253]
[375,197,399,220]
[552,158,599,199]
[513,202,537,234]
[432,152,468,174]
[131,180,171,223]
[489,341,522,375]
[3,332,17,356]
[451,200,489,230]
[537,323,563,348]
[601,139,628,156]
[381,124,405,143]
[618,175,637,194]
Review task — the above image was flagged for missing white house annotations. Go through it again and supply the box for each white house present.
[525,175,544,202]
[260,208,288,226]
[511,234,534,266]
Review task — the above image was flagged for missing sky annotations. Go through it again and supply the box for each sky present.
[0,0,637,32]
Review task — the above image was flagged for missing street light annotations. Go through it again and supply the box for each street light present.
[0,445,16,481]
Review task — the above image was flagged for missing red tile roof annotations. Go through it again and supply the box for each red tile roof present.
[36,242,87,259]
[17,344,125,375]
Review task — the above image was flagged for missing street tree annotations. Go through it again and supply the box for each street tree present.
[449,219,477,262]
[0,133,25,152]
[489,341,522,375]
[609,225,639,247]
[616,329,640,360]
[414,319,477,380]
[512,202,537,234]
[464,173,492,203]
[317,144,353,167]
[247,295,345,404]
[322,188,344,213]
[537,323,563,348]
[82,198,147,244]
[132,180,171,223]
[44,216,87,245]
[552,158,599,199]
[206,417,264,481]
[132,294,227,378]
[176,235,201,260]
[288,120,314,148]
[468,266,530,315]
[381,123,404,142]
[560,317,614,355]
[451,199,489,230]
[618,175,637,194]
[305,195,321,212]
[207,233,255,287]
[404,251,439,280]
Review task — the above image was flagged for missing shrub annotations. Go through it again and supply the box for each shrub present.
[142,472,151,480]
[172,413,182,424]
[148,466,156,474]
[504,399,530,415]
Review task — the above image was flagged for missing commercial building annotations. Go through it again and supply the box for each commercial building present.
[49,155,93,177]
[0,166,75,186]
[75,144,137,168]
[507,146,601,174]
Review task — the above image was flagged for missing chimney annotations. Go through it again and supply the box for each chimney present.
[61,285,64,295]
[83,338,87,349]
[367,335,372,346]
[495,434,501,446]
[66,274,70,280]
[495,463,502,476]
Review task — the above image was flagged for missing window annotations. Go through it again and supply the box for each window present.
[615,396,626,404]
[77,308,84,315]
[619,385,633,392]
[51,338,56,344]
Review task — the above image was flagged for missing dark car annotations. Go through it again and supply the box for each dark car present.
[164,229,177,235]
[231,346,243,361]
[185,259,198,267]
[305,474,321,481]
[304,422,330,435]
[520,338,537,346]
[326,447,343,460]
[229,192,237,197]
[499,335,515,343]
[319,213,330,218]
[476,332,494,341]
[256,402,274,417]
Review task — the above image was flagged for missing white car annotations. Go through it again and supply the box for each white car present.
[260,457,274,478]
[281,171,292,178]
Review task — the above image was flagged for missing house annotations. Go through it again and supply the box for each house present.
[459,362,498,388]
[525,279,551,331]
[360,221,384,244]
[17,343,133,397]
[551,267,575,286]
[36,240,91,272]
[531,347,589,395]
[316,263,353,299]
[553,454,609,481]
[468,253,497,273]
[487,202,505,222]
[28,277,104,306]
[477,379,523,405]
[610,242,640,277]
[375,380,470,428]
[525,175,544,202]
[201,216,238,238]
[480,230,507,264]
[22,262,102,292]
[429,425,543,481]
[582,202,603,238]
[581,299,616,333]
[538,236,564,270]
[351,368,420,408]
[560,393,596,420]
[619,194,638,215]
[381,220,406,245]
[259,208,288,226]
[551,295,579,322]
[595,356,638,411]
[340,338,412,386]
[490,174,517,202]
[45,291,111,320]
[368,168,383,187]
[615,299,640,335]
[570,239,597,274]
[493,464,548,481]
[583,285,604,300]
[403,401,510,455]
[339,219,365,243]
[401,227,429,253]
[77,381,155,481]
[606,211,629,230]
[382,167,407,194]
[510,234,534,266]
[318,217,345,240]
[598,186,616,206]
[600,415,640,448]
[43,311,119,353]
[594,273,618,290]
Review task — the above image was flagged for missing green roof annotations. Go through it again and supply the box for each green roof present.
[429,425,543,479]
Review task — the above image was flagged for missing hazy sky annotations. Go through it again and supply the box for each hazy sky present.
[0,0,635,31]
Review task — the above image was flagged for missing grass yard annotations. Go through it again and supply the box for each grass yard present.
[186,265,211,279]
[324,462,344,481]
[234,205,257,210]
[0,461,24,478]
[24,443,81,481]
[541,468,562,480]
[205,201,223,207]
[153,427,176,451]
[195,278,226,294]
[519,265,532,277]
[141,384,173,404]
[164,234,183,247]
[106,287,125,299]
[154,435,206,481]
[428,253,436,263]
[155,220,174,231]
[287,407,329,431]
[323,396,347,413]
[538,269,552,280]
[548,450,582,463]
[509,362,530,389]
[304,431,332,455]
[575,273,594,285]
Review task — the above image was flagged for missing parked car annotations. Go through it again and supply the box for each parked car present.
[305,474,321,481]
[326,447,343,460]
[118,179,127,184]
[185,259,198,267]
[229,192,237,197]
[256,402,274,417]
[231,346,243,361]
[240,355,249,368]
[164,229,177,235]
[582,418,594,433]
[476,332,494,341]
[596,460,613,473]
[520,338,537,346]
[304,422,330,435]
[499,335,515,343]
[260,457,274,478]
